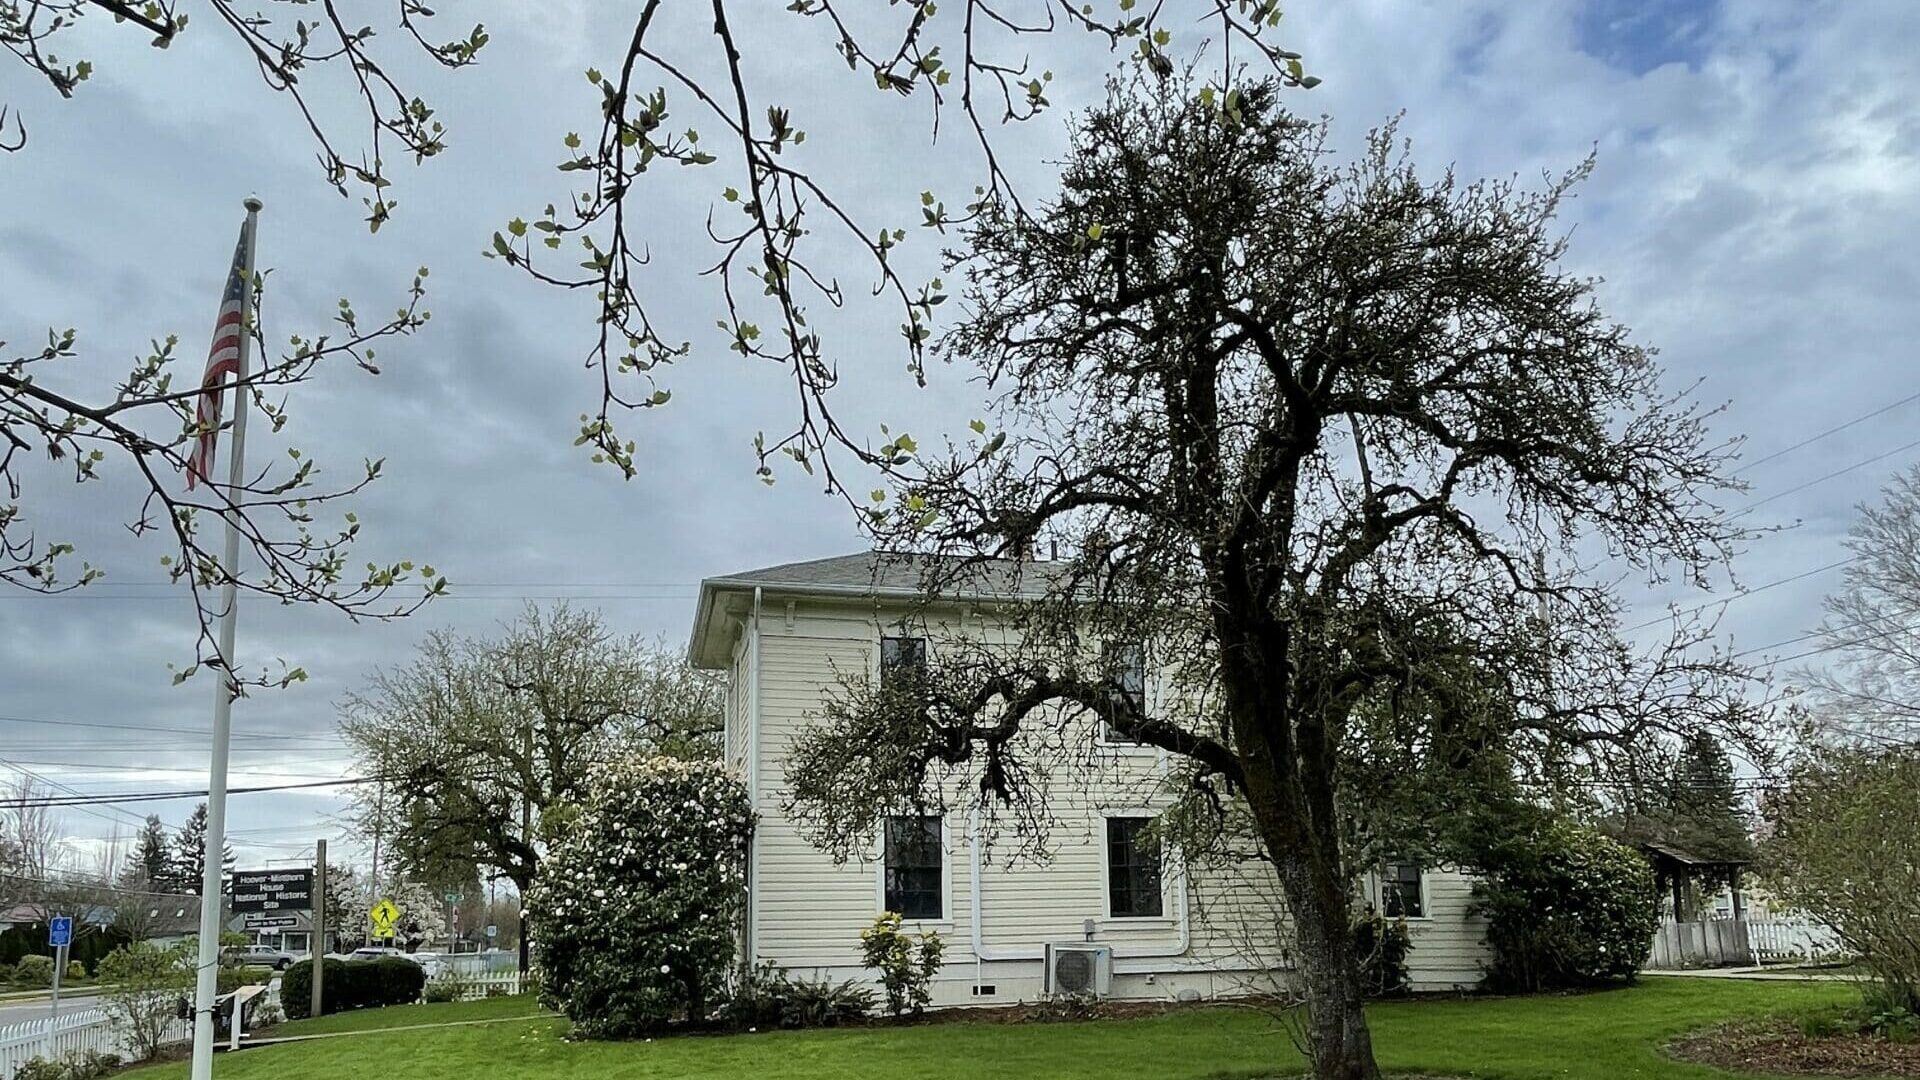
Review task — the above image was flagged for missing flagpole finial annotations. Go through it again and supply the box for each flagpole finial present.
[243,195,264,213]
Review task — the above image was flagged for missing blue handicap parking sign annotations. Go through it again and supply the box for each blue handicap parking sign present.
[48,916,73,947]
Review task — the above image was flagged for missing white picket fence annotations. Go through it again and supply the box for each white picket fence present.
[429,970,524,1002]
[0,1007,190,1079]
[1645,914,1854,970]
[1747,915,1850,964]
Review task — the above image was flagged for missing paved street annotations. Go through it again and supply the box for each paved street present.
[0,991,104,1028]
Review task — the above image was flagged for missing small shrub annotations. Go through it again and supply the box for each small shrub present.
[1353,914,1411,998]
[65,960,87,981]
[726,961,874,1030]
[1795,1010,1849,1039]
[14,954,55,988]
[16,1049,126,1080]
[860,912,944,1017]
[97,942,192,1062]
[527,755,754,1038]
[485,984,509,999]
[423,972,472,1003]
[10,1058,72,1080]
[1469,818,1657,993]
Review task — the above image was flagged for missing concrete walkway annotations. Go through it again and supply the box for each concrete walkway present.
[1646,966,1869,982]
[242,1013,550,1047]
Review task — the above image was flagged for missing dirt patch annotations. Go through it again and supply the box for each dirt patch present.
[1670,1017,1920,1077]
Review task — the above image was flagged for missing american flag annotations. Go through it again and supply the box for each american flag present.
[186,224,252,491]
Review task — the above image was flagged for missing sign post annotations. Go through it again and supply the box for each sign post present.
[312,839,327,1020]
[47,916,73,1024]
[369,898,400,944]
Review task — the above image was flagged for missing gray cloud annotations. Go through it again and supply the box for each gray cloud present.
[5,0,1919,865]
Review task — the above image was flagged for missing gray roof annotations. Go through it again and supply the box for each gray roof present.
[702,550,1059,597]
[686,550,1063,668]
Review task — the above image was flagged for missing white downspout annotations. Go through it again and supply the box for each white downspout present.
[968,806,1042,963]
[746,587,763,966]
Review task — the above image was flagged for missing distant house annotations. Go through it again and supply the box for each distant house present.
[687,552,1494,1005]
[119,897,203,948]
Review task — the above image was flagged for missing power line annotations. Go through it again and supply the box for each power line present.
[1735,388,1920,476]
[1624,555,1859,633]
[0,758,356,777]
[0,713,350,743]
[0,776,379,809]
[1733,435,1920,517]
[0,756,152,831]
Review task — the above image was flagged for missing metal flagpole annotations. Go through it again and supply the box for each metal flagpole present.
[190,195,263,1080]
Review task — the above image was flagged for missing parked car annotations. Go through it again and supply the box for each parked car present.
[345,946,412,963]
[225,943,298,970]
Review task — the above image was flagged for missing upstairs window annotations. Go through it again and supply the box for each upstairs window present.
[1380,860,1425,919]
[1100,642,1147,744]
[1106,817,1164,918]
[883,815,943,920]
[880,635,928,692]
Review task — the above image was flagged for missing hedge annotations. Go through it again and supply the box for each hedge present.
[281,958,425,1019]
[0,925,133,976]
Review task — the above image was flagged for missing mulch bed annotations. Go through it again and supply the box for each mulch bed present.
[1670,1018,1920,1077]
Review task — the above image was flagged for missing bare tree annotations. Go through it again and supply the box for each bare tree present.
[781,80,1763,1080]
[1802,465,1920,745]
[337,605,723,968]
[1,773,64,881]
[3,0,473,679]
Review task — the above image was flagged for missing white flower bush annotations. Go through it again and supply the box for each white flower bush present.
[526,754,754,1037]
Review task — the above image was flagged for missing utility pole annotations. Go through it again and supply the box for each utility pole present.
[519,719,533,974]
[369,778,384,898]
[311,839,326,1019]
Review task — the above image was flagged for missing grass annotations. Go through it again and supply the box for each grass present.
[118,978,1858,1080]
[265,994,543,1038]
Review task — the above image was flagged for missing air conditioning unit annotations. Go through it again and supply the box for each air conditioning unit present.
[1044,943,1112,997]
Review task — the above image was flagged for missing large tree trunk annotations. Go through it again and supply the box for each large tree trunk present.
[1269,850,1381,1080]
[1239,737,1382,1080]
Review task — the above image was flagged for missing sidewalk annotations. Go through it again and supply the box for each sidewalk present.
[1646,966,1870,982]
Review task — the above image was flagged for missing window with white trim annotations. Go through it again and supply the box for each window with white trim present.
[880,635,928,692]
[1106,816,1163,918]
[1380,859,1424,918]
[883,815,943,920]
[1099,642,1148,744]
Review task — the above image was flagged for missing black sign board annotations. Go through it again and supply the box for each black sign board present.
[243,914,299,930]
[231,868,313,913]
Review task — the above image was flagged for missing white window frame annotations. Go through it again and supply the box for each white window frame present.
[1098,642,1161,753]
[1098,811,1176,923]
[876,630,930,691]
[875,813,953,928]
[1374,859,1431,922]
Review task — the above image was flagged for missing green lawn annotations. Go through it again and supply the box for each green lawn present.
[121,978,1856,1080]
[264,993,544,1038]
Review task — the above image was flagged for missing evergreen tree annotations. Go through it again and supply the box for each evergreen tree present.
[119,815,173,891]
[171,803,236,895]
[1667,731,1753,862]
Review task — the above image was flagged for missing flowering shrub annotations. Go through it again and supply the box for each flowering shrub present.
[859,912,944,1016]
[1469,818,1657,992]
[527,755,754,1037]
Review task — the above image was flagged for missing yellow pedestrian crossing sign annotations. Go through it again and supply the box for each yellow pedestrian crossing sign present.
[369,898,401,938]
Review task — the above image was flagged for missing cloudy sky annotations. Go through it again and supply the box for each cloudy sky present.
[3,0,1917,875]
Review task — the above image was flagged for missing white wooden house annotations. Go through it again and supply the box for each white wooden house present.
[686,552,1493,1005]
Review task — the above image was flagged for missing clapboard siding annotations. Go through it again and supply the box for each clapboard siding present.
[723,593,1491,999]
